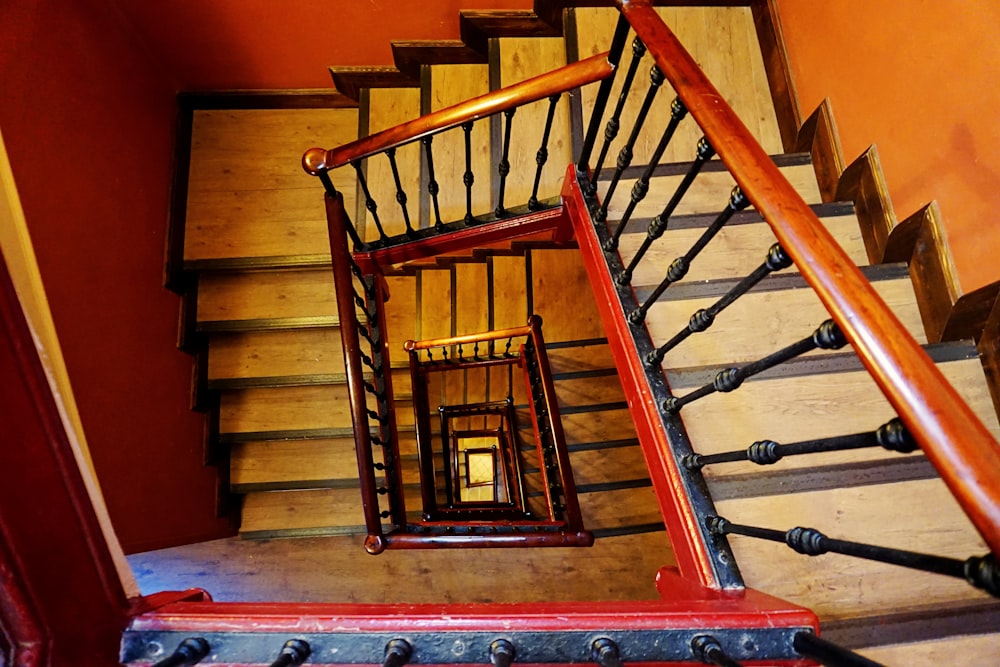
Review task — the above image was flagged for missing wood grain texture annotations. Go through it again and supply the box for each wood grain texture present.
[750,0,800,152]
[834,145,897,265]
[197,270,337,323]
[230,439,360,487]
[795,99,844,203]
[239,488,368,533]
[857,631,1000,667]
[391,41,486,80]
[490,255,529,329]
[530,249,604,342]
[554,373,626,408]
[717,479,993,621]
[329,67,418,102]
[208,328,345,380]
[561,408,637,445]
[569,444,649,486]
[418,267,453,340]
[578,485,661,531]
[185,109,357,261]
[977,295,1000,422]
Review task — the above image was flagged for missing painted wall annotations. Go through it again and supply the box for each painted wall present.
[776,0,1000,294]
[0,0,234,553]
[111,0,533,90]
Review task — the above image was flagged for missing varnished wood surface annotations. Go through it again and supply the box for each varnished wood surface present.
[795,99,844,203]
[197,270,337,323]
[230,440,359,487]
[978,295,1000,421]
[329,67,418,102]
[621,0,1000,553]
[834,145,897,264]
[857,631,1000,667]
[531,249,604,342]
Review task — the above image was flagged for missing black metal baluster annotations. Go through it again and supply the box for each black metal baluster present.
[612,134,715,256]
[629,185,749,323]
[528,94,562,210]
[495,109,515,217]
[646,243,792,367]
[383,639,413,667]
[319,171,365,250]
[604,97,687,246]
[665,319,847,413]
[578,12,631,175]
[685,418,916,469]
[595,65,664,223]
[707,516,1000,597]
[463,120,476,223]
[269,639,311,667]
[793,632,886,667]
[691,636,744,667]
[152,638,210,667]
[385,147,415,236]
[588,37,647,197]
[490,639,516,667]
[351,160,389,242]
[422,135,443,229]
[591,638,624,667]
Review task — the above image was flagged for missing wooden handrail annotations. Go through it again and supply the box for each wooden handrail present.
[619,0,1000,553]
[404,323,533,351]
[303,52,615,175]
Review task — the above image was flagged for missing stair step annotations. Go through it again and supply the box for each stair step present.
[678,349,1000,479]
[545,339,612,375]
[554,372,627,409]
[646,264,924,369]
[561,407,637,445]
[490,254,530,329]
[577,484,662,534]
[218,385,415,437]
[185,108,358,263]
[418,267,453,340]
[716,478,993,622]
[197,269,336,324]
[230,439,359,490]
[454,261,489,336]
[530,249,605,342]
[569,442,649,487]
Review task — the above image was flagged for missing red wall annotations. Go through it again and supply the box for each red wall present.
[111,0,533,90]
[0,0,233,553]
[776,0,1000,294]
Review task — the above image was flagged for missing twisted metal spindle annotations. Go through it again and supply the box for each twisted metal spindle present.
[708,516,1000,597]
[691,636,744,667]
[351,160,389,241]
[664,319,847,413]
[421,135,443,229]
[588,36,647,196]
[152,638,210,667]
[613,134,715,260]
[269,639,311,667]
[528,94,562,210]
[495,108,516,217]
[383,639,413,667]
[591,638,624,667]
[629,185,749,323]
[684,418,916,469]
[604,97,687,248]
[463,120,475,223]
[646,243,792,367]
[385,147,415,236]
[595,65,665,223]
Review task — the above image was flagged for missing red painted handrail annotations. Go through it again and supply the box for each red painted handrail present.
[303,52,615,175]
[619,0,1000,553]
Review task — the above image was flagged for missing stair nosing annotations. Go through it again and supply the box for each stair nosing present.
[601,151,813,182]
[614,201,855,236]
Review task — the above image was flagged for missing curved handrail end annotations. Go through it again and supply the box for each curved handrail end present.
[303,147,331,176]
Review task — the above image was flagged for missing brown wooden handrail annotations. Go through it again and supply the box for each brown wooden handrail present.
[404,323,534,352]
[619,0,1000,553]
[303,52,615,175]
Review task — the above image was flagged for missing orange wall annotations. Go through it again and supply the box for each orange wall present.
[776,0,1000,294]
[111,0,532,90]
[0,0,233,553]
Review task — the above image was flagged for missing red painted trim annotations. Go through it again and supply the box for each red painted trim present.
[353,206,569,273]
[562,165,719,589]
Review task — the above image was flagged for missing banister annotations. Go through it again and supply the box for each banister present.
[303,52,615,175]
[403,324,534,351]
[618,0,1000,553]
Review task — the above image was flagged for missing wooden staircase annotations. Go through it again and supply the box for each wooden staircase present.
[170,4,1000,663]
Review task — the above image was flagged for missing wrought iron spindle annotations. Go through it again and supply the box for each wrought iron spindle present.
[383,639,413,667]
[707,516,1000,597]
[422,135,443,228]
[629,185,749,322]
[490,639,516,667]
[792,632,886,667]
[528,94,562,210]
[463,121,475,223]
[495,109,516,217]
[595,65,664,222]
[591,638,624,667]
[320,172,365,250]
[691,636,744,667]
[351,160,389,241]
[612,134,715,256]
[578,12,631,175]
[152,638,210,667]
[603,97,687,247]
[588,37,647,196]
[269,639,311,667]
[646,243,792,367]
[385,147,415,236]
[684,418,916,469]
[664,319,847,413]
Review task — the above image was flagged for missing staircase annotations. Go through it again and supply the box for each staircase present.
[164,3,1000,664]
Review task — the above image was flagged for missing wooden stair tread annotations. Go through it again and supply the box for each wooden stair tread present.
[554,373,627,408]
[230,439,359,488]
[197,269,337,323]
[577,485,661,532]
[569,443,649,487]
